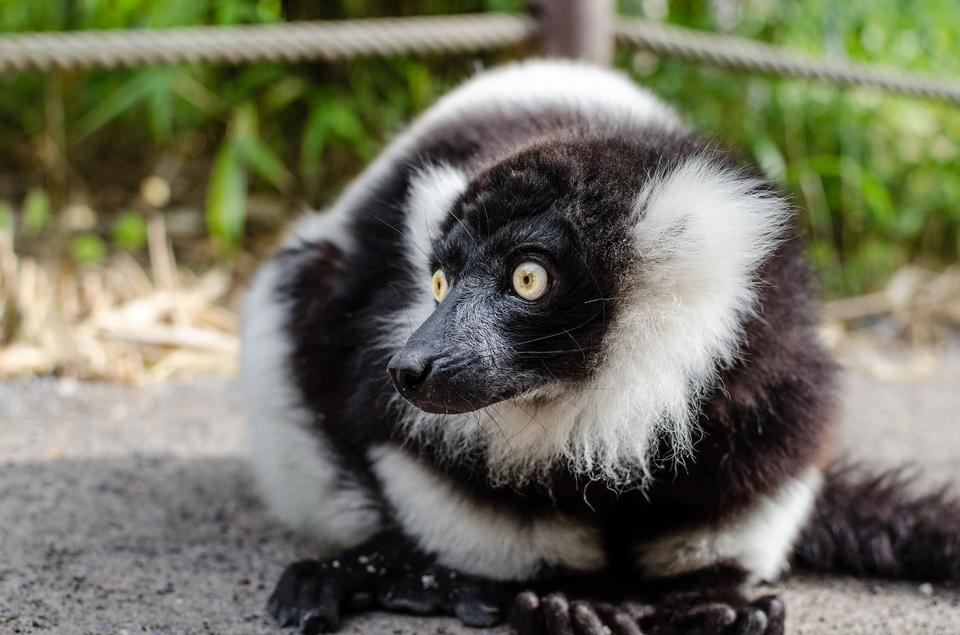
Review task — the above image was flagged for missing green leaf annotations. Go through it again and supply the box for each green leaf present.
[263,77,307,114]
[205,140,247,253]
[147,77,174,141]
[324,100,366,143]
[300,102,331,185]
[111,211,147,252]
[75,71,168,139]
[235,136,291,192]
[231,102,260,140]
[752,137,787,181]
[22,188,50,233]
[70,233,106,264]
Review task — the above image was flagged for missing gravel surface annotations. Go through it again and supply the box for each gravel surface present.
[1,344,959,634]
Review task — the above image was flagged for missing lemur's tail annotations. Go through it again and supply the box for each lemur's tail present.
[794,463,960,582]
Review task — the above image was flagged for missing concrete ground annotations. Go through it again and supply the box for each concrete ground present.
[1,343,959,634]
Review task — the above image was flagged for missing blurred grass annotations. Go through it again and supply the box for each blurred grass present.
[0,0,957,296]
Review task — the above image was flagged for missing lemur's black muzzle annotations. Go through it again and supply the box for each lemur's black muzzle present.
[386,290,497,414]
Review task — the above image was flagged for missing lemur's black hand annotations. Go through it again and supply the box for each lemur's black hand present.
[268,535,505,634]
[508,589,784,635]
[648,588,784,635]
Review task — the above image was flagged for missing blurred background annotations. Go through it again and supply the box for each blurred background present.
[0,0,958,382]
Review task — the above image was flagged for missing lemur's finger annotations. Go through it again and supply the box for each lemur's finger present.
[542,593,575,635]
[570,601,605,635]
[510,591,544,635]
[750,596,785,635]
[620,600,658,629]
[377,577,441,615]
[730,605,768,635]
[662,601,737,632]
[454,595,501,628]
[268,560,324,628]
[297,578,341,634]
[593,603,646,635]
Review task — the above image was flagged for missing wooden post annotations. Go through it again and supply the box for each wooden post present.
[535,0,615,65]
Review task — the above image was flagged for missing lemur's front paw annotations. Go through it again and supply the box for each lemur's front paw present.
[508,590,784,635]
[269,556,504,633]
[650,590,785,635]
[269,560,350,634]
[510,591,650,635]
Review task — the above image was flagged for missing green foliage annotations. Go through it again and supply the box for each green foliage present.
[111,212,148,252]
[1,0,958,293]
[206,122,249,255]
[22,189,51,234]
[70,233,107,264]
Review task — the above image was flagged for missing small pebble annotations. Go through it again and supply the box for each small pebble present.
[918,582,934,598]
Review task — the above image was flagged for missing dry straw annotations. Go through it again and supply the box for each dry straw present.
[0,217,237,384]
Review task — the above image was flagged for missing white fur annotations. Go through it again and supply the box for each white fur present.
[370,445,605,580]
[419,59,682,135]
[281,197,354,256]
[390,155,790,489]
[405,164,470,268]
[371,164,470,357]
[242,257,381,550]
[636,469,823,582]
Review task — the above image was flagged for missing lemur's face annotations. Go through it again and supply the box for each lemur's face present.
[388,143,634,414]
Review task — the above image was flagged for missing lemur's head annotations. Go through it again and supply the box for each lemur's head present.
[386,134,788,481]
[388,139,636,414]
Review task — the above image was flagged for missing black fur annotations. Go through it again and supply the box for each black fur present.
[796,463,960,582]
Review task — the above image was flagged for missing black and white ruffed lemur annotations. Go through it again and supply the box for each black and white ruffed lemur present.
[241,61,960,635]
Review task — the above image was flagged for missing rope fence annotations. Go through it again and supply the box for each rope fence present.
[0,10,958,105]
[0,14,537,72]
[615,18,960,105]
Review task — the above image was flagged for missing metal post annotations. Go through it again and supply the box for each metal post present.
[535,0,614,65]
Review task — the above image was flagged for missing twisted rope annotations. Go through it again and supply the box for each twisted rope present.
[0,14,537,73]
[0,12,958,105]
[616,17,960,105]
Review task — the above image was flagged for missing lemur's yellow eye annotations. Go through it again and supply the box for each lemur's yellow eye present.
[431,269,449,302]
[512,262,549,301]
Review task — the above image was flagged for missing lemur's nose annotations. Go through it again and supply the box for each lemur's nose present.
[387,349,432,397]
